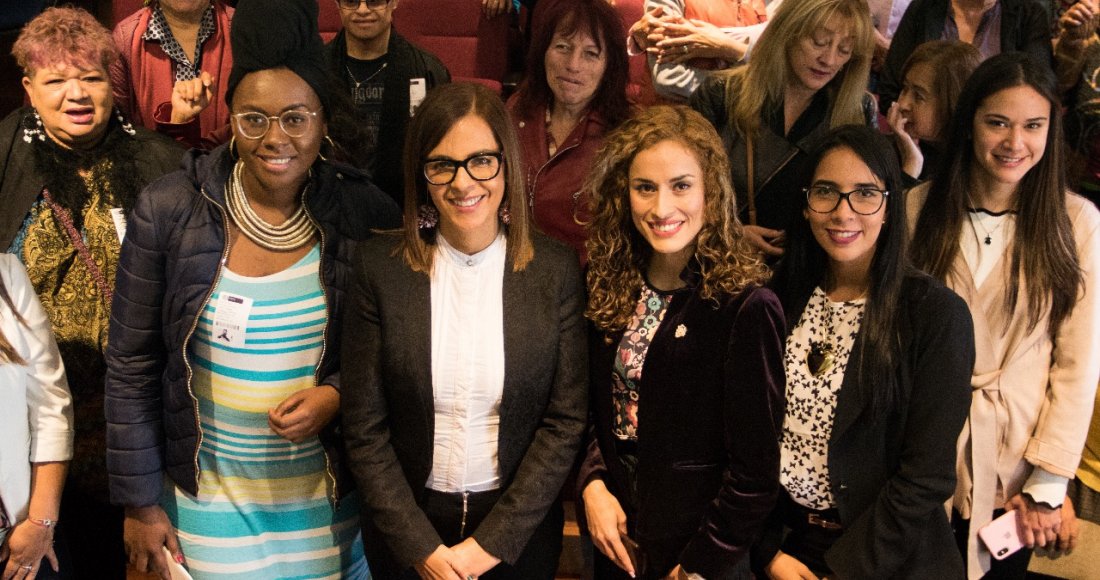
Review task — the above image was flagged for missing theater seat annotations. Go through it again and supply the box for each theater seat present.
[613,0,659,107]
[394,0,510,93]
[317,0,343,42]
[111,0,146,25]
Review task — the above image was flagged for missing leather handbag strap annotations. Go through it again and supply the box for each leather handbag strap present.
[41,188,113,305]
[746,137,757,226]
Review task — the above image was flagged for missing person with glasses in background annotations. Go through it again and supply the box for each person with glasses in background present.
[324,0,450,207]
[104,1,400,578]
[760,124,975,579]
[341,82,587,580]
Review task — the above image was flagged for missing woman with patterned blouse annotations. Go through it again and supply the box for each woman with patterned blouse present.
[0,8,183,576]
[578,105,785,580]
[760,125,974,579]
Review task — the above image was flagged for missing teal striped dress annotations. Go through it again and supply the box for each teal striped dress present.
[161,245,369,579]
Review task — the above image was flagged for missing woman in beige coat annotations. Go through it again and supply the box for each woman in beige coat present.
[909,52,1100,580]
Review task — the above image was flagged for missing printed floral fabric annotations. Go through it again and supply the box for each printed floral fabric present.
[611,285,671,440]
[780,286,864,510]
[8,167,121,502]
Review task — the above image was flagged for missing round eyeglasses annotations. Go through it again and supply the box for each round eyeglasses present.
[336,0,391,11]
[423,152,503,185]
[804,185,889,215]
[232,110,320,140]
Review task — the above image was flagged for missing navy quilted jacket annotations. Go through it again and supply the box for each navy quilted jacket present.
[104,143,401,507]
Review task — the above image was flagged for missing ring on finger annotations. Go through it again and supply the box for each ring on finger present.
[20,564,34,571]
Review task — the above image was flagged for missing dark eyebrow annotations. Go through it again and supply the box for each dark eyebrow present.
[424,149,500,162]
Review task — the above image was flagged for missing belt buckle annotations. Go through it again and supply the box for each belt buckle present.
[808,513,842,530]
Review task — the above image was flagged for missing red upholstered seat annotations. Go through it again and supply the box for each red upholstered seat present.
[318,0,344,42]
[613,0,658,107]
[394,0,510,93]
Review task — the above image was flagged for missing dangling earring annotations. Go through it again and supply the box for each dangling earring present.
[499,205,511,225]
[318,135,336,162]
[22,110,46,143]
[229,135,239,161]
[115,107,136,136]
[417,204,439,229]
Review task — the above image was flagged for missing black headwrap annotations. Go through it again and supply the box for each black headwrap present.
[225,0,331,112]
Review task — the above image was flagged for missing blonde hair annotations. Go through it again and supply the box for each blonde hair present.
[726,0,873,137]
[585,106,769,333]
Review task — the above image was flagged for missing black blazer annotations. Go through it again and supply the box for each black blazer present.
[578,282,787,579]
[757,273,975,579]
[341,232,588,568]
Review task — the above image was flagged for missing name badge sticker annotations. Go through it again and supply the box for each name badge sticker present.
[110,208,127,243]
[410,78,427,116]
[212,292,253,348]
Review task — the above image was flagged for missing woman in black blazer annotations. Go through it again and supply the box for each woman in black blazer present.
[578,105,786,580]
[340,83,588,580]
[759,125,975,579]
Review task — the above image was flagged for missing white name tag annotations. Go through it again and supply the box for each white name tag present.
[110,207,127,243]
[410,78,427,116]
[212,292,252,348]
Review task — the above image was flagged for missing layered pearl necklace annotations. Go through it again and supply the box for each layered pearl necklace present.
[226,161,316,251]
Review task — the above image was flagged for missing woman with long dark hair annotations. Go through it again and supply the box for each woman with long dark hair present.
[909,52,1100,579]
[761,125,974,579]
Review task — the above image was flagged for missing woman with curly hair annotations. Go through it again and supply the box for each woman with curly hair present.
[690,0,875,257]
[578,105,785,580]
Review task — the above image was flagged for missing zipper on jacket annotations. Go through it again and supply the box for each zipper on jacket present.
[181,185,232,492]
[529,139,581,210]
[300,188,339,510]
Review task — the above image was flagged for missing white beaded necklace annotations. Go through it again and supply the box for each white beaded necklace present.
[226,161,316,251]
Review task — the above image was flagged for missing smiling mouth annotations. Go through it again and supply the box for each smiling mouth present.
[449,195,486,208]
[993,154,1025,165]
[649,220,684,236]
[827,229,860,243]
[65,108,95,123]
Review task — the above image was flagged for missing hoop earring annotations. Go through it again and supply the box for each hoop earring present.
[319,135,337,162]
[417,204,439,229]
[229,135,239,161]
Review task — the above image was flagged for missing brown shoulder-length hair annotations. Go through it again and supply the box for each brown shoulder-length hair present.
[399,82,533,273]
[900,40,980,142]
[585,105,769,333]
[513,0,631,129]
[912,52,1082,334]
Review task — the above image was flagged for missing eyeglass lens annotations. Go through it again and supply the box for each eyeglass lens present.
[235,111,315,139]
[806,186,886,214]
[424,154,502,185]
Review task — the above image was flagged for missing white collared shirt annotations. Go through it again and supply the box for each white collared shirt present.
[426,234,507,493]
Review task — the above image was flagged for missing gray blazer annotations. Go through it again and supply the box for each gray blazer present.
[340,232,588,568]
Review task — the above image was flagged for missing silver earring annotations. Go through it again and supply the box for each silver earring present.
[417,204,439,229]
[22,110,45,143]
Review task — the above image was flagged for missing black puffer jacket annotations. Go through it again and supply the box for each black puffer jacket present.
[104,143,401,508]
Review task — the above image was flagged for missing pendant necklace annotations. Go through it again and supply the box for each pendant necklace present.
[968,210,1007,245]
[346,62,388,89]
[806,289,864,378]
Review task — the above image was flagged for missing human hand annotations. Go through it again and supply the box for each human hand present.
[268,385,339,443]
[1,519,57,580]
[450,537,501,577]
[766,550,820,580]
[1059,0,1099,44]
[1051,494,1079,554]
[655,19,748,64]
[481,0,511,19]
[582,479,635,577]
[742,225,785,257]
[886,102,924,179]
[1005,493,1062,549]
[124,505,183,580]
[629,6,666,52]
[169,71,215,124]
[415,545,468,580]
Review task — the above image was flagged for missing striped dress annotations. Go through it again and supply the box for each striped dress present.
[161,245,369,579]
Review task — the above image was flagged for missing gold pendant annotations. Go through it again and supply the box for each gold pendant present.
[807,342,836,377]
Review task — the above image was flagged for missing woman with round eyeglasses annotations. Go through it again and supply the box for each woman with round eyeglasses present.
[341,82,587,580]
[104,1,400,578]
[761,124,974,579]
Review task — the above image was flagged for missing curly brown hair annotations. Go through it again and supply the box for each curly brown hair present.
[585,105,769,333]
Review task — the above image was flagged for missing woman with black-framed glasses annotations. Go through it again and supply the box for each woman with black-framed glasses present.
[104,1,400,578]
[341,82,587,580]
[760,124,975,579]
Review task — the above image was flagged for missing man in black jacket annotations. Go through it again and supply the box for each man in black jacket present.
[325,0,450,207]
